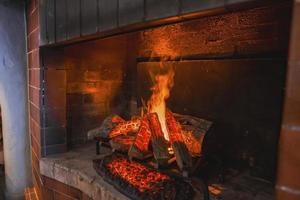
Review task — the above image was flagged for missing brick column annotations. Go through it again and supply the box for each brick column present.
[27,0,68,198]
[27,0,43,198]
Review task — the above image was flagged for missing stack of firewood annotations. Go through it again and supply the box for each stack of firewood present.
[90,111,212,173]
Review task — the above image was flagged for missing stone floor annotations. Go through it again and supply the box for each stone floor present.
[208,170,274,200]
[40,143,274,200]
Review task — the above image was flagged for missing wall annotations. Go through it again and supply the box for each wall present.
[64,35,135,146]
[26,0,45,198]
[41,176,91,200]
[39,0,268,46]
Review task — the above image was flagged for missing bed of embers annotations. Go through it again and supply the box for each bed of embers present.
[91,110,212,200]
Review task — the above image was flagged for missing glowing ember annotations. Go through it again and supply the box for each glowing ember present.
[93,154,195,200]
[109,119,141,138]
[106,156,170,192]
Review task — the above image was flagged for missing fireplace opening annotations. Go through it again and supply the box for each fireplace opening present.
[40,1,292,200]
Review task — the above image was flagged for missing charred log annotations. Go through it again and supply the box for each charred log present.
[109,134,136,152]
[88,115,125,139]
[166,111,192,171]
[174,113,212,156]
[128,117,152,159]
[109,118,141,138]
[148,113,170,167]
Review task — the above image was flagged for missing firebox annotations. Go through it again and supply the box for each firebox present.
[37,1,292,200]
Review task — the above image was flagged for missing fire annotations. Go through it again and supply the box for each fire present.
[147,63,175,141]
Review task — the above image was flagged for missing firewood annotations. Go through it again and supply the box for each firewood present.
[147,113,170,167]
[181,130,205,156]
[87,115,125,140]
[111,115,125,123]
[128,117,152,159]
[110,134,136,152]
[166,111,192,171]
[174,113,212,156]
[109,119,141,138]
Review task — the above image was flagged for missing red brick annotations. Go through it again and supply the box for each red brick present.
[29,69,41,88]
[27,7,39,35]
[28,49,40,69]
[53,192,74,200]
[31,149,40,171]
[28,29,39,52]
[31,134,41,158]
[27,0,38,15]
[42,187,54,200]
[32,165,42,190]
[30,117,41,151]
[30,102,40,125]
[42,176,82,199]
[29,86,40,108]
[139,3,290,58]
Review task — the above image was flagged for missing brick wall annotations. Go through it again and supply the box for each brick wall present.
[26,0,43,198]
[27,0,68,198]
[64,36,132,146]
[139,2,291,58]
[26,0,135,196]
[41,176,91,200]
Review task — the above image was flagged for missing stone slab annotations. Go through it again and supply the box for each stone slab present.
[40,143,130,200]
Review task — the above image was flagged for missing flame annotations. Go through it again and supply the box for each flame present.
[147,63,175,141]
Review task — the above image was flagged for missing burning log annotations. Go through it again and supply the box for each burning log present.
[128,117,152,159]
[109,118,141,138]
[181,130,205,156]
[93,153,195,200]
[88,115,125,140]
[110,134,136,152]
[166,111,192,172]
[148,113,170,168]
[174,113,212,156]
[111,115,126,123]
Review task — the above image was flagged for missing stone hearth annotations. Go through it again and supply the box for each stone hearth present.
[40,144,129,200]
[40,143,274,200]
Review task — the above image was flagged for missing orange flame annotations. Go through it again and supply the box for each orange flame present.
[147,62,175,141]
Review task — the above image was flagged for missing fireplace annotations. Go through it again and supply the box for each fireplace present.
[34,0,294,199]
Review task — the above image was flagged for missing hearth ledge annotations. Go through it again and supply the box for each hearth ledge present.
[39,143,130,200]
